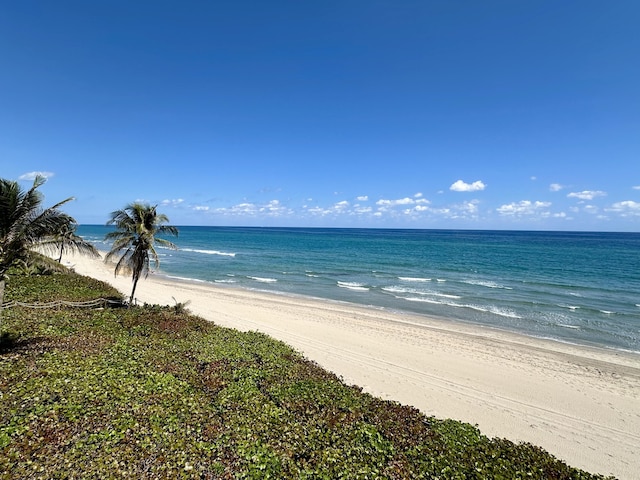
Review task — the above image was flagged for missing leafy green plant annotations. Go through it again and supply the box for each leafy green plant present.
[0,271,616,479]
[0,175,97,310]
[3,270,122,305]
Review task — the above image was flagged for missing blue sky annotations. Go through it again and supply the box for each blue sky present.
[2,1,639,230]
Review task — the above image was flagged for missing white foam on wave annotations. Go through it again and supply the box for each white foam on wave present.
[166,275,207,284]
[430,292,460,299]
[382,286,417,294]
[183,248,236,257]
[337,281,370,292]
[557,323,581,330]
[214,279,237,284]
[382,286,460,299]
[599,310,614,315]
[248,276,278,283]
[436,279,446,282]
[404,297,445,305]
[398,276,432,282]
[559,304,580,311]
[401,297,521,319]
[463,279,512,290]
[306,273,320,278]
[466,304,522,319]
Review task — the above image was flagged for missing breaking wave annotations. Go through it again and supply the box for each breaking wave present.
[183,248,236,257]
[337,281,370,292]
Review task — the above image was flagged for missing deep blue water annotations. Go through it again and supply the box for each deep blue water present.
[78,226,640,352]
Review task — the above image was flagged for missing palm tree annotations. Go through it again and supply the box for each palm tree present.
[104,203,178,305]
[44,221,99,263]
[0,175,83,308]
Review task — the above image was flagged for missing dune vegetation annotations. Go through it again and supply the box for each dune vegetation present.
[0,270,614,479]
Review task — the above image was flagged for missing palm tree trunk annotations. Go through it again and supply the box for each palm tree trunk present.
[0,278,5,323]
[57,244,64,263]
[130,277,139,306]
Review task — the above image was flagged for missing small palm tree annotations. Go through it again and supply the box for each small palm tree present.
[44,221,99,263]
[0,175,83,308]
[104,203,178,305]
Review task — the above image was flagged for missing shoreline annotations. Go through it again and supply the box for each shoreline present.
[163,270,640,357]
[61,252,640,479]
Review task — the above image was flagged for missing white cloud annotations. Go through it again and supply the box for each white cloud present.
[161,198,184,207]
[606,200,640,217]
[303,200,361,217]
[19,171,54,180]
[437,200,481,220]
[354,206,373,214]
[458,199,480,215]
[567,190,607,201]
[305,205,331,216]
[230,202,256,214]
[180,185,640,226]
[633,186,640,190]
[430,207,451,216]
[260,199,292,216]
[372,196,434,219]
[497,200,552,216]
[405,203,432,215]
[450,180,486,192]
[376,197,416,207]
[214,200,292,217]
[583,205,599,214]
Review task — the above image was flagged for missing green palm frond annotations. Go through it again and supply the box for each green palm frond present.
[1,175,92,309]
[1,175,87,276]
[104,202,178,304]
[35,219,98,257]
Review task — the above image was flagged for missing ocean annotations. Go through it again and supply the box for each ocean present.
[77,226,640,353]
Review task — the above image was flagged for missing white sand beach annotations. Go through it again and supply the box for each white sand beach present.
[61,252,640,479]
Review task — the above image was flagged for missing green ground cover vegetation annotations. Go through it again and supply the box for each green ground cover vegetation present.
[0,270,613,479]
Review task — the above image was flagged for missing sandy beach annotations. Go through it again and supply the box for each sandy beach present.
[61,252,640,479]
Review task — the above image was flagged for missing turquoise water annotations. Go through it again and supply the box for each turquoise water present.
[78,226,640,352]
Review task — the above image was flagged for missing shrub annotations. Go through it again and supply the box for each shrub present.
[0,272,615,479]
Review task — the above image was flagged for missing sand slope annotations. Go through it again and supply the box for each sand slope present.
[61,252,640,479]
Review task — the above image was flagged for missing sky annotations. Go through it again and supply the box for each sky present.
[1,1,639,231]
